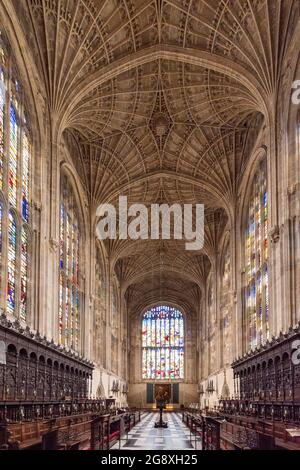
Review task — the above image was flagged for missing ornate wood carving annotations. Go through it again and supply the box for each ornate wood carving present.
[0,313,93,402]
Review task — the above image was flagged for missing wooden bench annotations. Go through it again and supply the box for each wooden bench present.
[0,419,57,449]
[0,413,94,450]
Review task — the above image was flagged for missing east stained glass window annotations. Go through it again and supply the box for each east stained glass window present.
[142,305,184,380]
[245,158,269,350]
[59,174,81,351]
[0,32,31,321]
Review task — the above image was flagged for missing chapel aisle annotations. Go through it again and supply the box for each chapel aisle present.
[112,412,200,450]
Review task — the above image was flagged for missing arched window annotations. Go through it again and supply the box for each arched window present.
[95,247,105,315]
[94,245,106,364]
[245,158,269,350]
[142,305,184,380]
[59,173,82,351]
[111,284,119,374]
[207,278,215,332]
[207,276,216,373]
[0,32,32,321]
[220,242,231,365]
[7,211,17,315]
[20,226,29,321]
[0,68,5,189]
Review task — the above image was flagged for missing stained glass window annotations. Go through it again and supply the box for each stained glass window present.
[0,68,5,190]
[7,211,17,315]
[9,104,18,206]
[95,247,105,309]
[208,280,214,327]
[22,133,30,221]
[220,242,231,365]
[142,305,184,380]
[207,278,217,372]
[0,31,32,322]
[0,203,2,264]
[20,226,29,321]
[245,158,269,350]
[111,285,119,374]
[94,247,106,364]
[59,174,82,351]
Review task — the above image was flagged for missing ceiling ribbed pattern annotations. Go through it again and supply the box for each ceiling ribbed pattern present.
[16,0,300,312]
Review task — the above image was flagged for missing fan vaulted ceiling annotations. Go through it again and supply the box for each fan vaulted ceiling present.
[13,0,300,314]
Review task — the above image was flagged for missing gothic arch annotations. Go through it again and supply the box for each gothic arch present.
[58,163,87,352]
[60,45,267,136]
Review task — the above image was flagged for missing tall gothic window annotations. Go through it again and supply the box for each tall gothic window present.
[111,285,119,374]
[207,277,216,373]
[0,32,31,321]
[142,305,184,380]
[59,173,82,351]
[245,158,269,350]
[207,279,215,332]
[220,242,231,365]
[94,246,106,363]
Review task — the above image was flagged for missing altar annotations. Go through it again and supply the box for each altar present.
[154,385,170,428]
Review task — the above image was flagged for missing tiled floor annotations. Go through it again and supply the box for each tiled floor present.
[112,412,200,450]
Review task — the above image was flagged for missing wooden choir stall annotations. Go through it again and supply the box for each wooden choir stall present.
[183,324,300,450]
[0,314,139,450]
